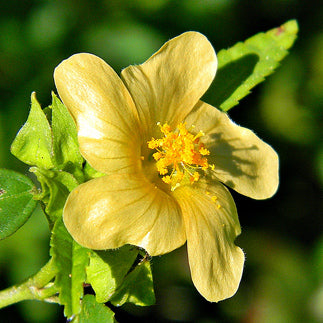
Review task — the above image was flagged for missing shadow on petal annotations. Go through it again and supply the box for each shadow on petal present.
[184,101,279,199]
[207,131,259,186]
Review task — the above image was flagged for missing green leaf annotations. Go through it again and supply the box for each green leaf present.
[51,93,83,172]
[30,167,79,225]
[0,169,37,239]
[86,246,138,303]
[78,295,115,323]
[50,217,90,318]
[210,19,298,111]
[110,256,155,307]
[11,92,54,169]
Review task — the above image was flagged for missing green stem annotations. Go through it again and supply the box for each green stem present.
[0,258,59,309]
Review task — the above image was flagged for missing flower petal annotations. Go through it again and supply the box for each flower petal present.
[184,101,279,199]
[54,53,141,174]
[121,32,217,140]
[63,173,186,256]
[173,181,244,302]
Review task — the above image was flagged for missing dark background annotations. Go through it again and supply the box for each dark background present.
[0,0,322,322]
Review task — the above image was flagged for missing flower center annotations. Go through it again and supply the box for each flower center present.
[147,122,213,190]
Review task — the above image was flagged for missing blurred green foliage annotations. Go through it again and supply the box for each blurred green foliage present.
[0,0,321,322]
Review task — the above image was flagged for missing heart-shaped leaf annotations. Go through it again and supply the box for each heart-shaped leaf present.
[0,169,37,239]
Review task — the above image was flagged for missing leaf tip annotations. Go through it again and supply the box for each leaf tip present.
[270,19,299,40]
[279,20,299,36]
[30,91,37,103]
[51,91,59,101]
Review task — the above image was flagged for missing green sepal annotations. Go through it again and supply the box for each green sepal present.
[78,295,116,323]
[30,167,79,225]
[50,92,84,174]
[11,92,84,182]
[83,162,106,182]
[11,92,54,169]
[110,256,155,307]
[50,217,90,319]
[211,19,299,111]
[0,169,37,239]
[86,246,138,303]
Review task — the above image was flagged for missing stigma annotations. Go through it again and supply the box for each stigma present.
[147,122,213,190]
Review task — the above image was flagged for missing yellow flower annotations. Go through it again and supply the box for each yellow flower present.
[54,32,279,302]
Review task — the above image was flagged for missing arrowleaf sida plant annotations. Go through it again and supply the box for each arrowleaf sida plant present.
[0,20,298,322]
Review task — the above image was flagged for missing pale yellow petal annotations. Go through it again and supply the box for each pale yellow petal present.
[184,101,279,199]
[121,32,217,140]
[173,181,244,302]
[54,53,141,174]
[63,174,186,256]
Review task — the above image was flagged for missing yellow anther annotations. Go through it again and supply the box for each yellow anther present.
[162,175,171,184]
[199,147,210,156]
[148,139,159,149]
[160,123,171,134]
[190,172,200,183]
[147,122,212,189]
[211,195,218,202]
[153,152,162,161]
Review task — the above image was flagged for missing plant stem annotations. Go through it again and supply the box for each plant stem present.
[0,258,59,309]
